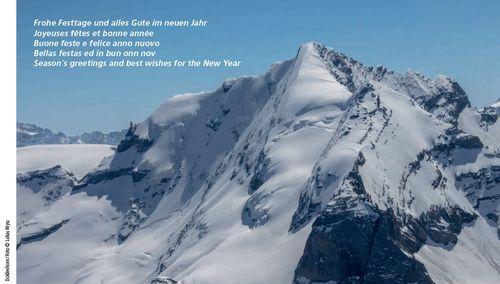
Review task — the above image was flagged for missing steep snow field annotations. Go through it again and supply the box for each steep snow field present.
[416,218,500,284]
[17,144,115,178]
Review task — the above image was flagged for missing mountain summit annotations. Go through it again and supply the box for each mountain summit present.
[17,42,500,284]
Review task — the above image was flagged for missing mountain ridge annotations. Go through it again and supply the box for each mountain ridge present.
[17,122,126,147]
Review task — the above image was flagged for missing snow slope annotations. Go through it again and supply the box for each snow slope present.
[17,43,500,284]
[17,144,115,178]
[17,144,116,235]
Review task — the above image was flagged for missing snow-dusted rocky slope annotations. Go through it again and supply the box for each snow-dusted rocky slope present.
[17,145,115,226]
[17,43,500,284]
[17,122,126,147]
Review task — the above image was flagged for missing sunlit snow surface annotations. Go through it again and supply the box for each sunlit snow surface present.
[17,144,115,178]
[416,218,500,284]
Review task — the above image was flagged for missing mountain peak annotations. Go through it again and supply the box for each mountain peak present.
[297,41,318,51]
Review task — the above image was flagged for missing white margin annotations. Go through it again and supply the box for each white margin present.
[0,0,17,283]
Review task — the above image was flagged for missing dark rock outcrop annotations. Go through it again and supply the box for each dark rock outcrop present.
[294,195,434,284]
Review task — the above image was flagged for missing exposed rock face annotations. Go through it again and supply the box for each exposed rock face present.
[294,195,434,284]
[118,198,147,243]
[17,219,70,249]
[116,123,154,153]
[293,155,476,284]
[241,192,270,228]
[480,106,498,126]
[290,43,497,283]
[17,165,75,205]
[456,166,500,237]
[314,43,471,125]
[454,134,484,149]
[17,165,75,193]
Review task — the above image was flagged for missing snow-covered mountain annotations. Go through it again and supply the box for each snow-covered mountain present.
[17,43,500,284]
[492,98,500,114]
[17,144,116,179]
[17,122,126,147]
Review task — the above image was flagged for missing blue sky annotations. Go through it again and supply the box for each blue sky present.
[18,0,500,134]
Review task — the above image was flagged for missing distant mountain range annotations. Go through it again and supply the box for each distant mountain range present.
[17,122,127,147]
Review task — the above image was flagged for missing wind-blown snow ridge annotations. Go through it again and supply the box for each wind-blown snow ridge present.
[17,42,500,284]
